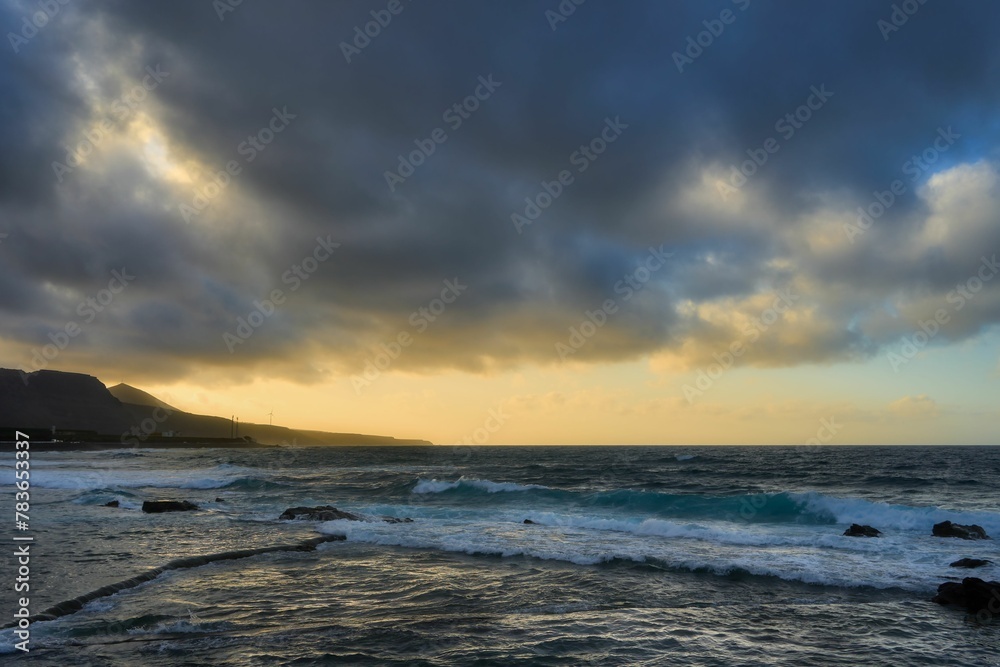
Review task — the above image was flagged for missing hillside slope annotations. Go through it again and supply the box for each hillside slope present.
[1,370,431,446]
[107,383,178,411]
[0,369,133,434]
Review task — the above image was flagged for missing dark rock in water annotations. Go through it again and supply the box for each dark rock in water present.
[933,578,1000,617]
[279,505,361,521]
[104,500,120,508]
[523,519,537,525]
[950,558,993,569]
[215,497,225,502]
[933,521,990,540]
[142,500,198,513]
[843,523,881,537]
[278,505,412,523]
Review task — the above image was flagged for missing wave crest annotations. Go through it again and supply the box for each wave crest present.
[408,478,1000,534]
[412,477,549,494]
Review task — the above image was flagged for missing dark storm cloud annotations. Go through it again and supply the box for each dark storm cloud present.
[1,0,999,380]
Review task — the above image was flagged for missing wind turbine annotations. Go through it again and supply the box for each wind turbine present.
[267,410,274,426]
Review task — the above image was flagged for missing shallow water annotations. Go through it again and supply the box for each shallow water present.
[1,445,998,665]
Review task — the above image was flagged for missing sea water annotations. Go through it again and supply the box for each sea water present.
[1,445,998,665]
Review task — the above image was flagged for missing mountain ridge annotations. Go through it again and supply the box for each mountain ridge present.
[0,368,432,446]
[108,383,178,412]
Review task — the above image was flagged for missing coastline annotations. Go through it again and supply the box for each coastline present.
[0,438,279,452]
[0,439,441,451]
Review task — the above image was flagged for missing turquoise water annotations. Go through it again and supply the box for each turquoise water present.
[1,445,998,665]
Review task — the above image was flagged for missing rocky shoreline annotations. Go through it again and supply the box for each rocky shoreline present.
[103,498,1000,621]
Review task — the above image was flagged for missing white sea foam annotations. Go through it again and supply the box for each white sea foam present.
[789,491,1000,535]
[6,465,268,491]
[130,619,216,635]
[317,509,999,592]
[517,513,892,551]
[72,495,143,510]
[412,477,549,494]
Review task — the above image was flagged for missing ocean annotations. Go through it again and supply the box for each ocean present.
[1,445,998,665]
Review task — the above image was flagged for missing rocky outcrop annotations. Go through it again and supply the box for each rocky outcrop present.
[933,578,1000,617]
[950,558,993,569]
[843,524,881,537]
[933,521,990,540]
[278,505,412,523]
[523,519,537,525]
[279,506,361,521]
[142,500,198,513]
[104,500,119,508]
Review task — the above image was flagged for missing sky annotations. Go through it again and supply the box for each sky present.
[1,0,998,445]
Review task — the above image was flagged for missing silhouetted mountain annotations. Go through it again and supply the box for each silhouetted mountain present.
[0,369,133,434]
[108,383,177,411]
[1,368,431,446]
